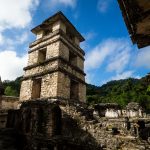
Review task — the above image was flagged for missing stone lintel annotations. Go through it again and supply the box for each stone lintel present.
[23,56,86,76]
[20,97,87,106]
[22,68,86,85]
[29,29,85,56]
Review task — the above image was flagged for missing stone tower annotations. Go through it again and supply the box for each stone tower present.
[20,12,86,102]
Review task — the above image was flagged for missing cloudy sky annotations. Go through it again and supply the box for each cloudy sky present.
[0,0,149,85]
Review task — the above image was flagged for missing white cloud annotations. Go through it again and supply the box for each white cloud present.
[0,1,39,81]
[106,41,131,73]
[85,72,95,84]
[135,46,150,69]
[81,31,96,52]
[0,0,39,31]
[0,0,41,82]
[85,38,132,72]
[111,71,134,80]
[0,50,27,81]
[85,38,136,85]
[49,0,76,9]
[0,32,30,53]
[0,33,3,45]
[83,31,96,41]
[101,71,141,85]
[16,32,29,44]
[97,0,112,13]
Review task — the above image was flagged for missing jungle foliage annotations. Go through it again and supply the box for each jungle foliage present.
[2,77,22,97]
[87,78,150,112]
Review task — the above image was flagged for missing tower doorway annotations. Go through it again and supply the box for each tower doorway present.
[70,80,79,100]
[31,78,42,99]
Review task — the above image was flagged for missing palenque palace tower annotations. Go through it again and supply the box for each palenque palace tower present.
[20,12,86,102]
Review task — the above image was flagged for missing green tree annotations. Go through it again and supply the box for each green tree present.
[4,86,18,96]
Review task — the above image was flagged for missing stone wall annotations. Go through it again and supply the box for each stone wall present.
[47,41,60,59]
[30,34,60,53]
[7,100,62,137]
[41,73,58,99]
[57,71,70,99]
[60,102,150,150]
[28,50,39,66]
[20,69,85,102]
[59,40,69,60]
[20,79,33,101]
[0,96,19,128]
[20,73,59,101]
[78,83,86,102]
[24,60,59,77]
[1,97,150,149]
[59,59,85,81]
[77,56,84,70]
[1,96,19,109]
[0,110,8,128]
[5,100,101,150]
[94,103,144,119]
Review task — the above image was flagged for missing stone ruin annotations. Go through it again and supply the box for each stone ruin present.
[94,102,144,118]
[20,11,86,103]
[0,77,19,128]
[0,11,150,150]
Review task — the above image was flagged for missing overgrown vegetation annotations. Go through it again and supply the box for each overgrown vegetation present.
[2,76,150,112]
[3,77,22,97]
[87,78,150,112]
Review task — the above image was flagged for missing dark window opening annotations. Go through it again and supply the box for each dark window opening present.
[51,106,62,136]
[66,30,74,42]
[31,78,42,99]
[70,80,79,100]
[138,120,145,130]
[38,48,47,63]
[69,51,77,66]
[44,29,52,36]
[47,145,54,150]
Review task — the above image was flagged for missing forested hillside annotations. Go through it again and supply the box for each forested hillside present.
[2,76,150,112]
[87,78,150,112]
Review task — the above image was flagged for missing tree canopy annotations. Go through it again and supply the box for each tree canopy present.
[3,77,22,97]
[87,77,150,112]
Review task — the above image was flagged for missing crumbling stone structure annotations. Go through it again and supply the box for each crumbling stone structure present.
[94,102,144,119]
[0,77,20,128]
[5,100,101,150]
[1,11,150,150]
[20,11,86,103]
[126,102,143,118]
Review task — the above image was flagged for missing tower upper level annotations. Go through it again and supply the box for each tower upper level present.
[27,11,85,70]
[31,11,84,47]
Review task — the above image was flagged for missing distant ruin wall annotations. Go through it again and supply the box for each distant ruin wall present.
[1,96,19,110]
[0,96,19,128]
